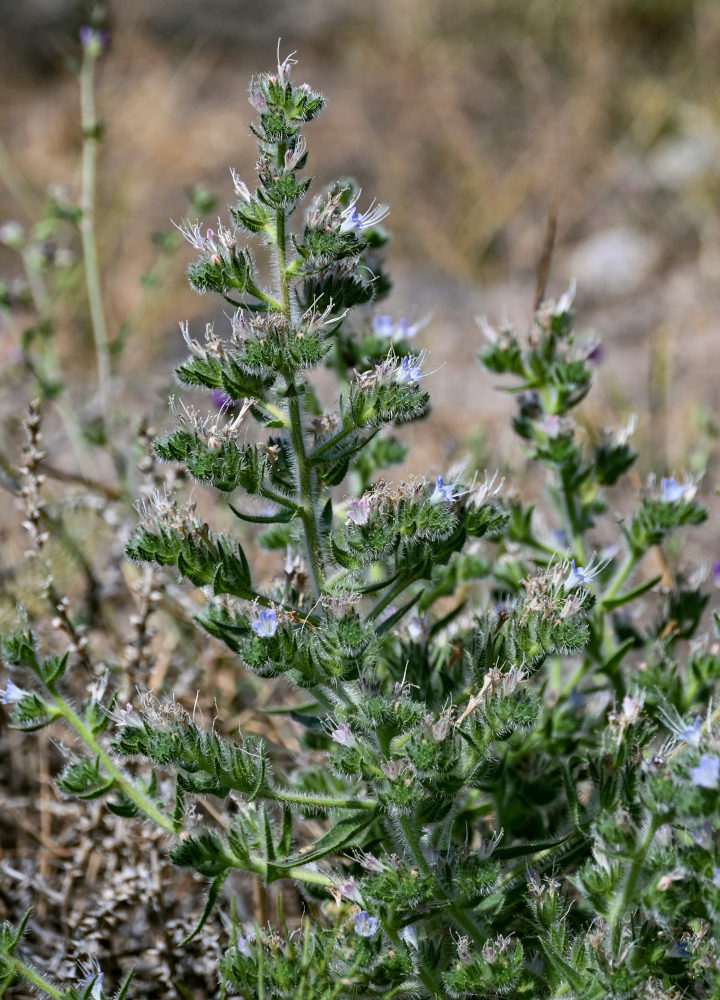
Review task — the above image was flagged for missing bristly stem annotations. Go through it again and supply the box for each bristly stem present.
[1,956,64,1000]
[48,686,178,834]
[79,43,112,447]
[274,142,324,599]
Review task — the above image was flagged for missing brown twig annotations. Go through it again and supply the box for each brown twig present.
[533,200,559,311]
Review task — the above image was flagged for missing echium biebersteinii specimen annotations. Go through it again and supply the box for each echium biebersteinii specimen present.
[3,47,720,1000]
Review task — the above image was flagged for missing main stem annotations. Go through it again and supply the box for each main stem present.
[274,155,324,600]
[608,815,659,955]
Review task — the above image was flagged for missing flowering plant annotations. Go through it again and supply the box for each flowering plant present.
[2,47,720,1000]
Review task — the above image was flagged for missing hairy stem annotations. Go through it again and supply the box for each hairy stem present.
[49,689,177,834]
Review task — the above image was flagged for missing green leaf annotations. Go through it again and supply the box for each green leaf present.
[272,808,378,869]
[181,871,229,945]
[602,574,662,610]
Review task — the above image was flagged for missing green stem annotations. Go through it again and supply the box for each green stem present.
[609,815,660,955]
[559,471,586,565]
[287,392,324,599]
[601,550,637,606]
[367,571,420,623]
[396,815,486,948]
[50,690,177,834]
[266,788,377,811]
[79,46,112,441]
[255,400,288,427]
[271,149,324,600]
[246,278,283,313]
[4,957,64,1000]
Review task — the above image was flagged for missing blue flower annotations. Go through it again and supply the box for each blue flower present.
[339,200,389,234]
[660,476,689,502]
[429,475,461,504]
[394,355,424,385]
[563,555,605,591]
[372,315,426,342]
[353,910,378,937]
[251,608,278,638]
[677,716,702,748]
[689,754,719,789]
[77,960,104,999]
[0,679,26,705]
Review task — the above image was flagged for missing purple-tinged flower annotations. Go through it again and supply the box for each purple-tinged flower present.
[347,497,370,526]
[564,555,605,591]
[211,389,237,411]
[538,414,561,438]
[339,200,389,234]
[678,716,702,748]
[284,137,307,171]
[251,608,278,638]
[690,754,719,789]
[586,342,604,365]
[330,722,355,747]
[0,679,26,705]
[172,218,215,253]
[353,911,378,937]
[229,168,252,204]
[429,475,461,505]
[357,852,386,873]
[276,44,298,87]
[336,876,362,903]
[713,561,720,586]
[478,829,503,860]
[79,26,109,55]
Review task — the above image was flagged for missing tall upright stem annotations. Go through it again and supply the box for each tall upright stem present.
[274,147,324,599]
[79,47,112,442]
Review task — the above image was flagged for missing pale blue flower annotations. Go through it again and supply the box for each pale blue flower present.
[353,911,378,937]
[372,315,426,342]
[661,477,686,502]
[236,933,253,957]
[78,959,104,999]
[0,679,26,705]
[690,754,719,789]
[712,868,720,887]
[252,608,278,638]
[394,356,424,385]
[564,555,605,591]
[429,475,461,504]
[339,200,389,234]
[678,716,702,748]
